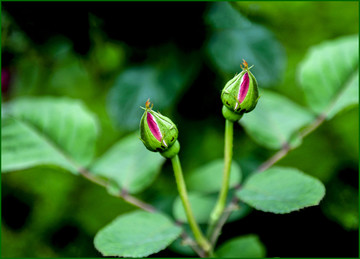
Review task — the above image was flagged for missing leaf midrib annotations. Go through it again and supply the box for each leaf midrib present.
[324,65,359,117]
[12,116,81,172]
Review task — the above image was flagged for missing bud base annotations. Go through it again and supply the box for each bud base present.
[160,140,180,159]
[222,105,244,122]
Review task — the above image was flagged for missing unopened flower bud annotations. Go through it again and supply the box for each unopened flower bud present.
[221,60,259,121]
[140,99,179,158]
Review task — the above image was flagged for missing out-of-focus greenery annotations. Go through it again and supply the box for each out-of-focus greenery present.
[1,2,358,257]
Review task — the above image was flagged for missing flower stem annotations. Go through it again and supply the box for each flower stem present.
[171,155,211,253]
[207,119,234,238]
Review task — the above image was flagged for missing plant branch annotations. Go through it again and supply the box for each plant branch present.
[257,112,327,173]
[256,143,290,173]
[299,113,326,139]
[120,189,157,213]
[79,165,208,256]
[179,230,206,258]
[210,196,239,246]
[78,167,108,187]
[77,167,156,213]
[171,155,211,254]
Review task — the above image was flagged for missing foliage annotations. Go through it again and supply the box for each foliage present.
[205,2,286,87]
[94,211,182,257]
[240,90,314,149]
[298,34,359,118]
[90,133,165,194]
[186,159,241,193]
[2,97,98,174]
[237,167,325,214]
[2,1,358,258]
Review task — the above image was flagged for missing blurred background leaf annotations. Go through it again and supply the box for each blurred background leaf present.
[298,34,359,118]
[173,193,215,224]
[173,191,251,225]
[90,133,165,194]
[205,2,286,88]
[2,97,98,174]
[107,47,200,130]
[186,159,241,193]
[239,90,315,150]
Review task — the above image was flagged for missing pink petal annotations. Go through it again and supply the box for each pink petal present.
[238,72,249,103]
[147,112,162,142]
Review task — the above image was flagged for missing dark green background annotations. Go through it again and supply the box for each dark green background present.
[1,1,359,257]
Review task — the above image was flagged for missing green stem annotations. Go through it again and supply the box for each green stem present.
[207,119,234,238]
[171,155,211,253]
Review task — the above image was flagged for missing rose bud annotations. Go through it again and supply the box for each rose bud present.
[140,99,179,158]
[221,59,259,121]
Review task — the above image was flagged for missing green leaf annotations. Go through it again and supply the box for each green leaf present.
[326,69,358,119]
[2,97,98,174]
[107,48,199,130]
[94,210,182,257]
[240,90,315,150]
[206,2,286,87]
[90,133,165,194]
[173,192,250,224]
[298,34,359,118]
[216,234,266,258]
[186,159,241,193]
[237,167,325,213]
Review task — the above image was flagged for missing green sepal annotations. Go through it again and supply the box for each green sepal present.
[221,71,246,114]
[222,105,244,122]
[160,140,180,159]
[221,67,259,115]
[140,108,178,152]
